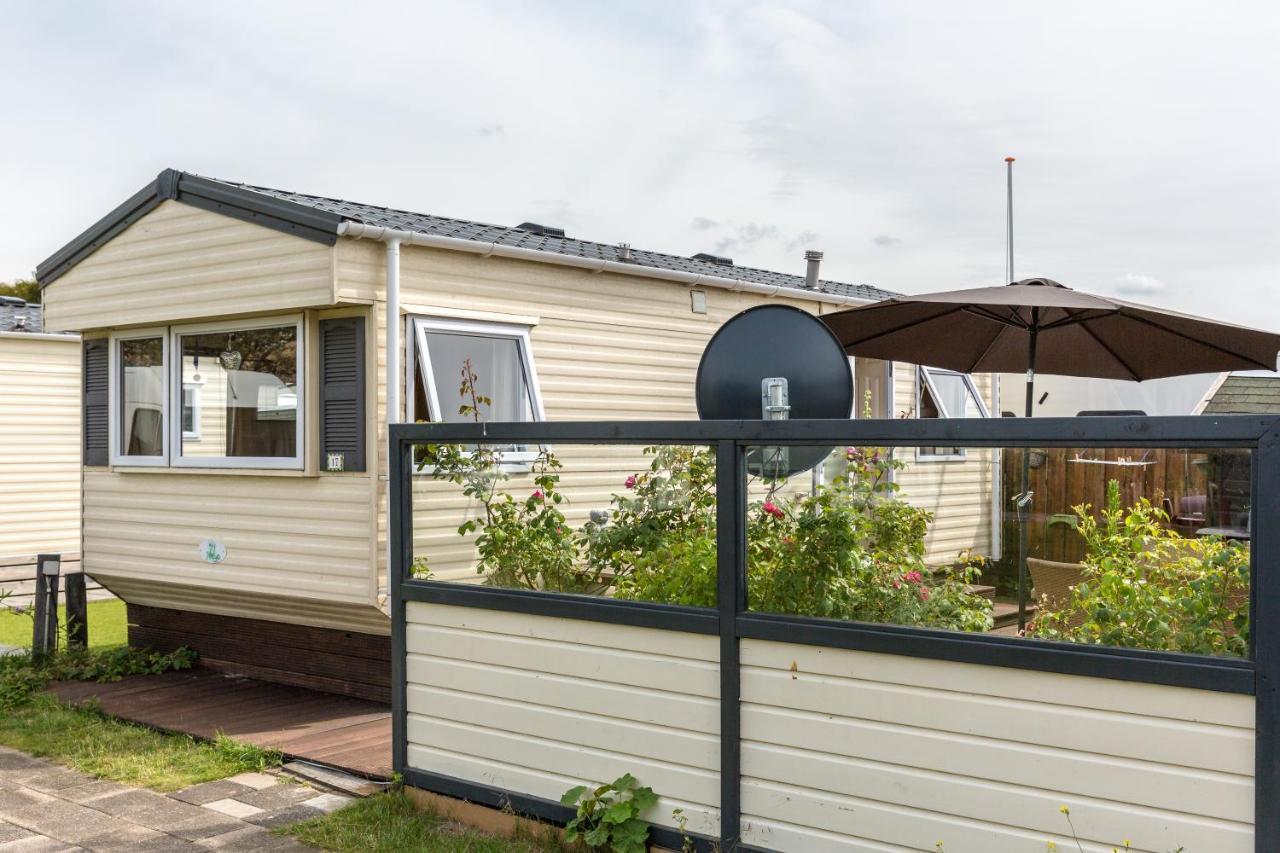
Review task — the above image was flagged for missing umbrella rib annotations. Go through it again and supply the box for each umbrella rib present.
[1038,309,1112,332]
[962,305,1029,329]
[1120,311,1280,371]
[966,323,1011,373]
[835,304,971,347]
[1075,316,1142,381]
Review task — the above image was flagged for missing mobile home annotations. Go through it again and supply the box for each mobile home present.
[0,299,81,595]
[37,169,999,698]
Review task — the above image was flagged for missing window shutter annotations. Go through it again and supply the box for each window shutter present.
[83,339,109,466]
[319,317,366,472]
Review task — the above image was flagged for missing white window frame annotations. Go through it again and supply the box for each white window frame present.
[109,328,170,467]
[916,366,989,461]
[181,382,203,441]
[170,315,305,470]
[409,315,545,464]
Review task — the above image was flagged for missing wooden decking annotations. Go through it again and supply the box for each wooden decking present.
[49,669,392,780]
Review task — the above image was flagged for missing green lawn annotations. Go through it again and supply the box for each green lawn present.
[282,790,564,853]
[0,692,280,792]
[0,598,127,648]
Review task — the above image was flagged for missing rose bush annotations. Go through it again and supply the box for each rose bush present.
[1030,479,1250,657]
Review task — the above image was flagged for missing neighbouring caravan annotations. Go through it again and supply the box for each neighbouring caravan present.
[36,169,999,699]
[0,299,81,591]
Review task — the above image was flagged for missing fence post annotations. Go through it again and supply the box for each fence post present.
[65,572,88,650]
[390,432,413,777]
[1253,426,1280,852]
[716,440,745,848]
[32,554,61,658]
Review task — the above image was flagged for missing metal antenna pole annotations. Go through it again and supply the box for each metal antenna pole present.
[1005,156,1015,284]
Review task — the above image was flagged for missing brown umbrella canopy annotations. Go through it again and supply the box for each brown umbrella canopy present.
[821,278,1280,381]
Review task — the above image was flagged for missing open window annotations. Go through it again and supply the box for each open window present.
[917,366,988,460]
[410,316,544,460]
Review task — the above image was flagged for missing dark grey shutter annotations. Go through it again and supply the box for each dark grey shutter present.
[83,339,109,466]
[319,317,366,472]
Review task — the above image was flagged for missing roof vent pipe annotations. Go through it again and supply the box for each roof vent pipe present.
[804,250,823,289]
[617,242,632,261]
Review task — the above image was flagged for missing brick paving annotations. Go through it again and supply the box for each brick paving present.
[0,747,354,851]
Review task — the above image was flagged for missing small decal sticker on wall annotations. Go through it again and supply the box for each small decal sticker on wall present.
[198,539,227,564]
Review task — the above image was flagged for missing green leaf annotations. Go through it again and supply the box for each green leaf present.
[603,799,635,824]
[630,786,658,812]
[560,785,588,806]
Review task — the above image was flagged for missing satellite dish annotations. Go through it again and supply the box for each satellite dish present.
[696,304,853,477]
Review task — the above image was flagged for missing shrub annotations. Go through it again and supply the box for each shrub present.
[0,645,197,712]
[1030,480,1249,657]
[560,773,657,853]
[598,445,991,631]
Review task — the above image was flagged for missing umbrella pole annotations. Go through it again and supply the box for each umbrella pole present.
[1017,324,1038,632]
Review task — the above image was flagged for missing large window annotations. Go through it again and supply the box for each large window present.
[110,317,303,469]
[917,366,988,459]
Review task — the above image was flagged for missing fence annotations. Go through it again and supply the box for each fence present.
[390,416,1279,852]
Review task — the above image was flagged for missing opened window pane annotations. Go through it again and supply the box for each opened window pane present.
[422,331,532,422]
[919,367,987,458]
[178,325,299,460]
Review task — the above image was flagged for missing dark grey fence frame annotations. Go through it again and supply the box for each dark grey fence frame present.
[391,415,1280,852]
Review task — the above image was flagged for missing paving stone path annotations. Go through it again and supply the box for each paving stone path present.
[0,747,354,851]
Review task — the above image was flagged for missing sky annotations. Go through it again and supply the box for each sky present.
[2,1,1278,329]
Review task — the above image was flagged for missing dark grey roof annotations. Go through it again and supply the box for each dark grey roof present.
[0,301,45,334]
[37,169,898,302]
[224,178,898,302]
[1202,375,1280,414]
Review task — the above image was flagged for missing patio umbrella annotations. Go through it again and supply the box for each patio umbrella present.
[821,277,1280,629]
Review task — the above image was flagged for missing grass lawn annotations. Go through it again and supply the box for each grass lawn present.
[0,598,127,648]
[282,790,564,853]
[0,692,281,792]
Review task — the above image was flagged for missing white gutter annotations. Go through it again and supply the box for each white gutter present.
[0,331,80,342]
[336,222,876,309]
[383,236,402,580]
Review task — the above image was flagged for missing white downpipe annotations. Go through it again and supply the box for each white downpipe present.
[337,222,875,309]
[384,237,402,580]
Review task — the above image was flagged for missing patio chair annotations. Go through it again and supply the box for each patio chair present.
[1171,494,1207,534]
[1027,557,1086,629]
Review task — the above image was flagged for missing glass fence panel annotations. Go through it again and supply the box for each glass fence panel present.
[744,443,1253,659]
[408,441,718,607]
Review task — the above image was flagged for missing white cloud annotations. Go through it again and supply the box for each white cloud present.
[1115,273,1168,295]
[2,1,1277,333]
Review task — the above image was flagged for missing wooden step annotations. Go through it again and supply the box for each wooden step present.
[991,600,1035,629]
[965,584,997,601]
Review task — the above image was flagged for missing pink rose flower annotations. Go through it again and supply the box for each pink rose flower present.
[762,501,784,519]
[904,570,923,584]
[624,474,637,489]
[531,490,544,500]
[919,587,931,601]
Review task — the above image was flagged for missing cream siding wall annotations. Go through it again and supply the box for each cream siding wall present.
[82,470,382,630]
[0,334,81,560]
[404,602,721,836]
[893,364,997,563]
[339,237,994,585]
[42,201,336,332]
[40,203,383,633]
[739,639,1254,852]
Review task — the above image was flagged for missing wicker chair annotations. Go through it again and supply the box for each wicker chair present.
[1027,558,1086,629]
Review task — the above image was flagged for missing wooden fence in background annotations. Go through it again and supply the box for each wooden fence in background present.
[999,447,1220,565]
